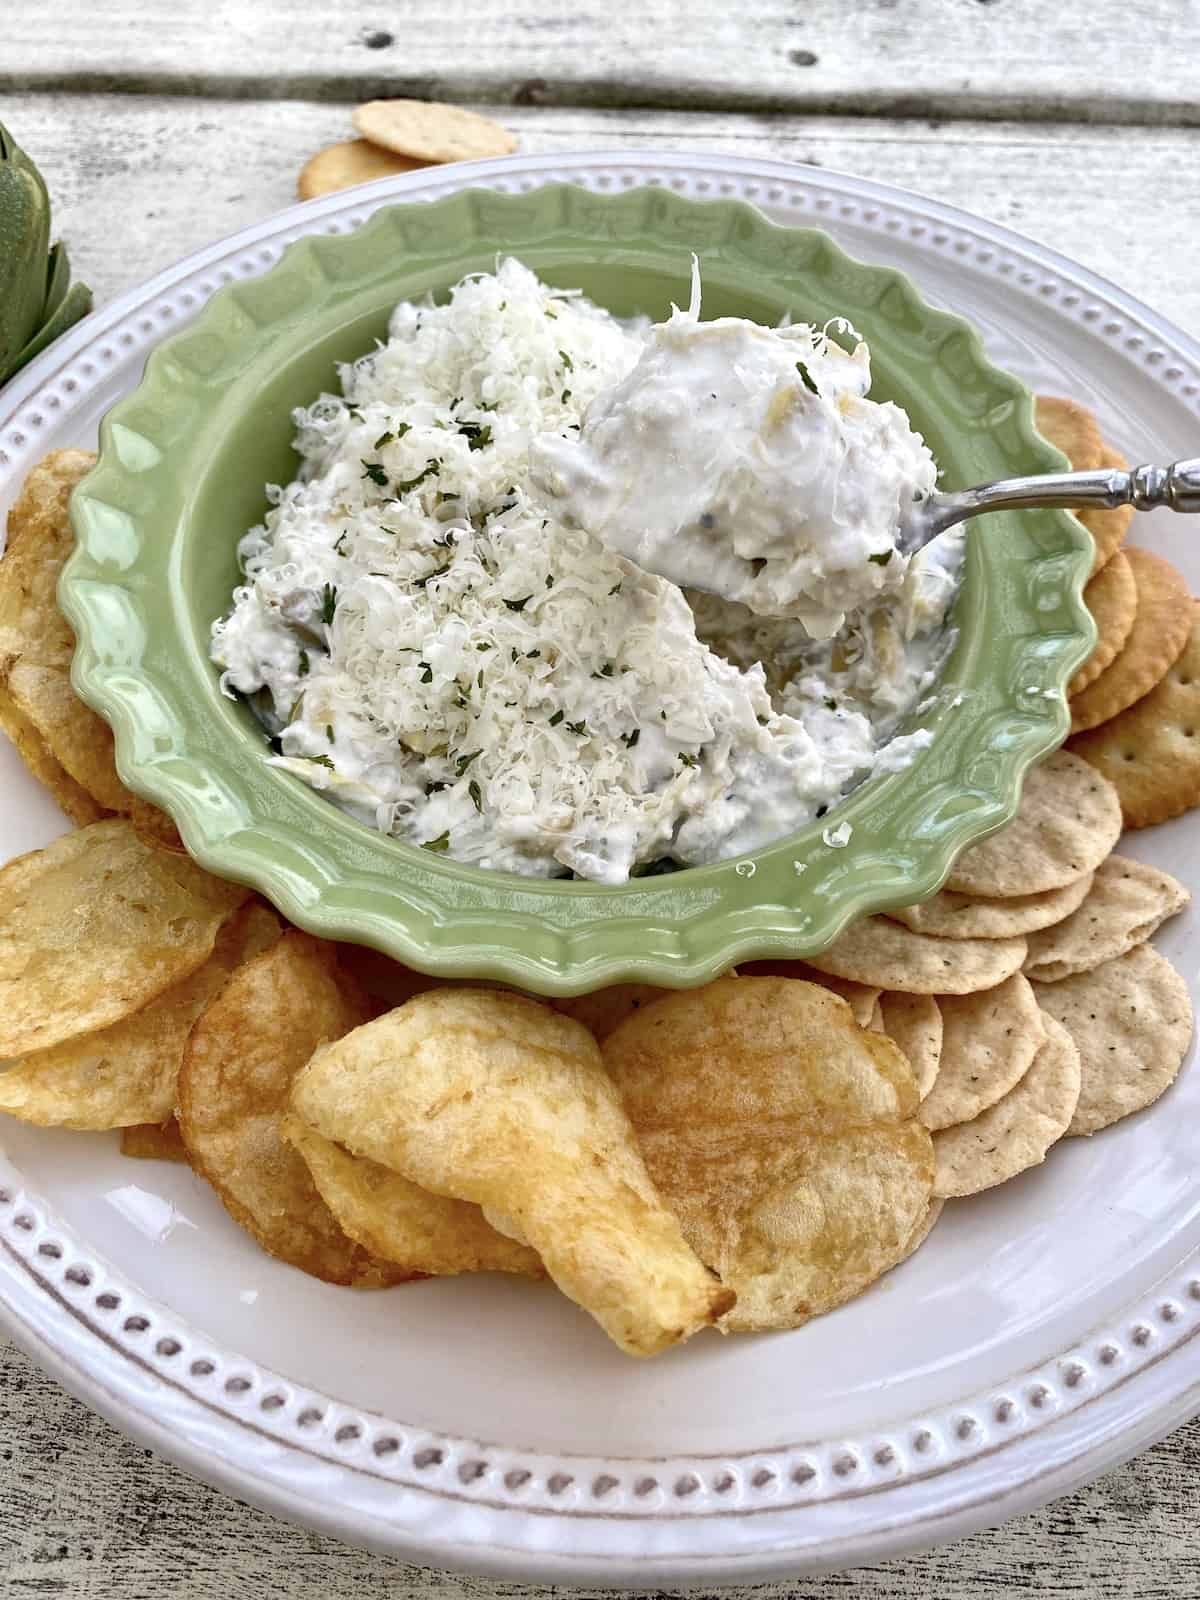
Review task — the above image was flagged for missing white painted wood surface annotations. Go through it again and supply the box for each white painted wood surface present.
[4,4,1200,1591]
[4,0,1200,124]
[9,94,1200,336]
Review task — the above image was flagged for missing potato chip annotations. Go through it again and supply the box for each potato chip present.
[283,1115,542,1279]
[290,988,731,1355]
[887,874,1094,940]
[298,139,427,201]
[0,901,281,1129]
[738,960,879,1025]
[128,795,185,853]
[1022,855,1189,984]
[931,1014,1080,1197]
[0,676,107,825]
[1068,550,1137,694]
[919,974,1045,1132]
[944,750,1122,898]
[0,450,145,818]
[1069,549,1192,733]
[898,1198,943,1264]
[603,977,932,1332]
[1070,601,1200,829]
[0,818,247,1057]
[352,99,517,164]
[1034,945,1194,1136]
[178,929,410,1287]
[120,1119,188,1163]
[878,991,942,1099]
[803,916,1026,995]
[6,659,128,811]
[1079,448,1134,576]
[0,450,96,674]
[556,983,674,1041]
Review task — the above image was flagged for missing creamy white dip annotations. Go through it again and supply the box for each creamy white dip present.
[532,272,938,638]
[211,260,961,885]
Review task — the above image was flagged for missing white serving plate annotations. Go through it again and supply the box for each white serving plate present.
[0,151,1197,1587]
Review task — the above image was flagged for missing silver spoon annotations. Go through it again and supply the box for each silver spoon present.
[901,456,1200,552]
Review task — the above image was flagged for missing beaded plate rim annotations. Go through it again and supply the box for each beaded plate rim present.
[0,150,1197,1583]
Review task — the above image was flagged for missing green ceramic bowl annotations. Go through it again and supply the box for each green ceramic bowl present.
[61,185,1094,995]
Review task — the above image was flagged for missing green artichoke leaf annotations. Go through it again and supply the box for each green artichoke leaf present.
[3,281,93,383]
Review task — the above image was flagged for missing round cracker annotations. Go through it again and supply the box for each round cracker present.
[1079,447,1134,576]
[1069,600,1200,828]
[298,139,427,201]
[1068,549,1137,694]
[1035,396,1105,472]
[878,991,942,1099]
[352,99,517,164]
[1022,854,1189,984]
[887,873,1093,940]
[931,1013,1081,1197]
[945,750,1121,899]
[1034,944,1193,1136]
[1069,548,1192,733]
[919,974,1045,1132]
[803,917,1026,996]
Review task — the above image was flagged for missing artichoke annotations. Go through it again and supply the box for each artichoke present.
[0,120,92,387]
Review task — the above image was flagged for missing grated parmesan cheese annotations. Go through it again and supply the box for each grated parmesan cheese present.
[211,260,959,884]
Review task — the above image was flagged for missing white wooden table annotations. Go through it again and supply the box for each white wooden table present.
[3,3,1200,1592]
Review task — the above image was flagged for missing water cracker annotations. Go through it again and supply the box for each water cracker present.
[352,99,517,164]
[877,991,942,1099]
[298,139,427,201]
[888,874,1093,940]
[1034,944,1193,1135]
[1069,548,1191,733]
[944,750,1121,898]
[1079,448,1134,576]
[1068,549,1137,694]
[1022,854,1189,983]
[804,918,1026,995]
[931,1014,1081,1197]
[1035,396,1105,472]
[1070,601,1200,828]
[918,974,1045,1131]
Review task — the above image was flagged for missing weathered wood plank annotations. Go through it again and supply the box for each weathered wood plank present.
[2,1332,1199,1596]
[7,93,1200,336]
[3,0,1198,124]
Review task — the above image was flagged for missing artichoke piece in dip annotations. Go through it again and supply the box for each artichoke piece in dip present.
[531,273,938,638]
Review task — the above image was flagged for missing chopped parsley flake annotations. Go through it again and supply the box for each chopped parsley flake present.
[325,724,334,743]
[796,360,820,396]
[418,661,433,683]
[373,430,395,449]
[503,595,533,612]
[320,583,338,625]
[868,549,894,565]
[455,749,482,775]
[458,420,493,451]
[297,650,310,677]
[422,830,451,853]
[308,753,335,770]
[678,751,699,768]
[469,779,482,812]
[621,728,640,748]
[547,709,564,727]
[393,460,440,494]
[566,720,588,737]
[559,349,574,371]
[361,460,389,488]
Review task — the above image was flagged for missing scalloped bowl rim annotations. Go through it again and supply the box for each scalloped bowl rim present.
[60,183,1095,994]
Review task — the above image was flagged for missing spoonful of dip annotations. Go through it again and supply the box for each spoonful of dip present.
[531,278,926,639]
[532,272,1200,634]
